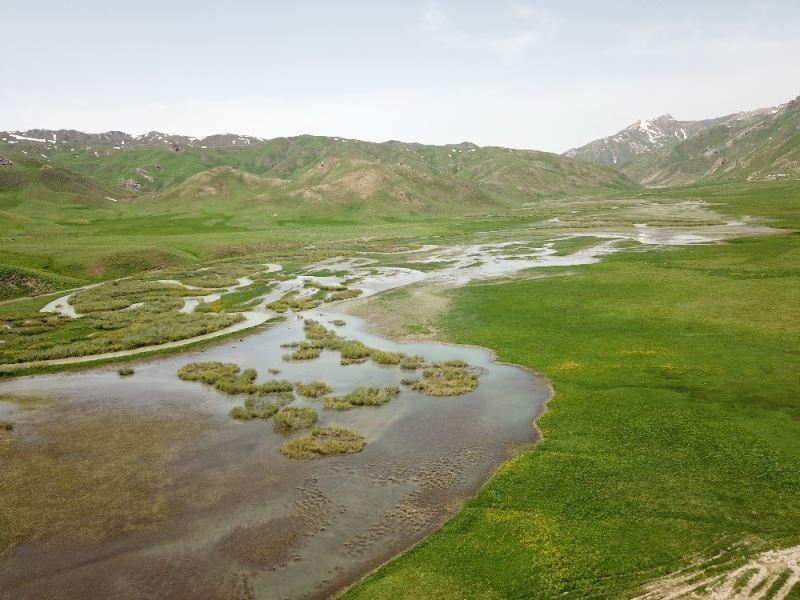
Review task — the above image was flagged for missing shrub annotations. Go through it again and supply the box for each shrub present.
[117,367,135,377]
[280,427,365,459]
[272,407,318,431]
[295,381,333,398]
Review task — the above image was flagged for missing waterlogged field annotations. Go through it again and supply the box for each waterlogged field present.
[0,309,549,598]
[0,182,797,598]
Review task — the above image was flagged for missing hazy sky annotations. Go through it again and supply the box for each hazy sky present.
[2,0,798,152]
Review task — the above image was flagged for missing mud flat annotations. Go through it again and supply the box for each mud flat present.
[0,309,549,599]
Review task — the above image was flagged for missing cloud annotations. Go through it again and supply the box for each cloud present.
[420,4,559,61]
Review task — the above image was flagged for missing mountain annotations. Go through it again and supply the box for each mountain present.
[564,114,741,166]
[0,132,637,214]
[621,97,800,186]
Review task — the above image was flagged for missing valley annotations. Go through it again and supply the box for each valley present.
[0,96,798,599]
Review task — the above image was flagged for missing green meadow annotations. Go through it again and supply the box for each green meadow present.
[344,186,800,598]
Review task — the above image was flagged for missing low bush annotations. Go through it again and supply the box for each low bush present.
[280,427,365,459]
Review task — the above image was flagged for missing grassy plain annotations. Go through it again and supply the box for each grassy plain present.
[344,186,800,598]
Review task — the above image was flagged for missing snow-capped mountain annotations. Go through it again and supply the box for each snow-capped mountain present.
[563,114,736,166]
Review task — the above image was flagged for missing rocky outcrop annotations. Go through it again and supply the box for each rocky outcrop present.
[117,178,142,192]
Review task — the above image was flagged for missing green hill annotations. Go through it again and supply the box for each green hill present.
[621,97,800,186]
[0,133,637,214]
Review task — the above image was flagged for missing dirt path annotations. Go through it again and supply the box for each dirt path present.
[635,545,800,599]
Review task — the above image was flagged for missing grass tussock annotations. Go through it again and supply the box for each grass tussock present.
[117,366,135,377]
[230,395,280,421]
[295,381,333,398]
[177,361,240,384]
[267,296,321,313]
[283,343,322,361]
[280,426,365,459]
[303,319,337,340]
[330,319,346,327]
[370,350,404,365]
[411,360,480,396]
[272,406,318,431]
[322,386,400,410]
[400,355,427,370]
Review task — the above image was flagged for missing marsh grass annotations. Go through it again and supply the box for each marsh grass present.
[326,289,363,302]
[411,360,480,396]
[400,377,419,386]
[330,319,346,326]
[399,355,427,370]
[295,381,333,398]
[370,350,405,365]
[230,395,280,420]
[283,343,322,361]
[272,407,318,431]
[0,405,207,558]
[267,297,321,313]
[322,386,399,410]
[268,368,281,375]
[117,366,135,377]
[279,426,365,459]
[1,308,242,364]
[177,361,240,384]
[303,319,337,340]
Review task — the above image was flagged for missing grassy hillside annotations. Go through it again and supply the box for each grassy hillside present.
[0,134,636,283]
[0,133,636,204]
[623,97,800,186]
[345,182,800,598]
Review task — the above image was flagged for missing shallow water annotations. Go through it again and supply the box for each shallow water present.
[0,308,549,599]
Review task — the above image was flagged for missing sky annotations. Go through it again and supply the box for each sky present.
[1,0,799,153]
